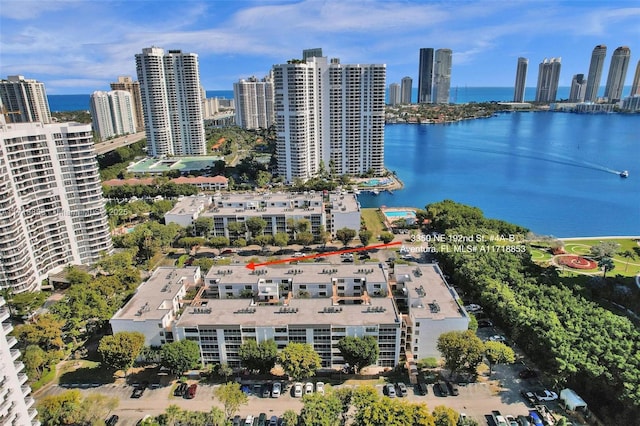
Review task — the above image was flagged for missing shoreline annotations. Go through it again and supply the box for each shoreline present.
[559,236,640,241]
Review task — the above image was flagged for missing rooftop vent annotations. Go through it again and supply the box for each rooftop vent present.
[428,300,440,313]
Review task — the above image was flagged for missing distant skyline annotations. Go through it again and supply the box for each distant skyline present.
[0,0,639,95]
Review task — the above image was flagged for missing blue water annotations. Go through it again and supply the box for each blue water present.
[359,112,639,237]
[385,211,416,218]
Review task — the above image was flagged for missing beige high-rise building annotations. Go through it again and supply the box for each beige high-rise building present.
[400,76,412,104]
[585,45,607,102]
[433,49,453,104]
[233,75,274,130]
[0,75,51,124]
[0,122,112,293]
[631,60,640,97]
[273,52,385,182]
[513,57,528,102]
[604,46,631,103]
[90,90,136,141]
[110,76,144,132]
[535,58,562,103]
[388,83,401,105]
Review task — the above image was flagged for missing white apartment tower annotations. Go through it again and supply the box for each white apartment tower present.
[0,122,112,293]
[604,46,631,103]
[0,75,51,124]
[584,45,607,102]
[0,297,39,425]
[433,49,453,104]
[110,76,144,132]
[136,47,206,156]
[535,58,562,103]
[233,75,275,130]
[569,74,587,102]
[90,90,136,141]
[273,53,385,182]
[388,83,401,105]
[513,57,528,102]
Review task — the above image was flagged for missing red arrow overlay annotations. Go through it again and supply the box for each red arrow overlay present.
[246,241,401,270]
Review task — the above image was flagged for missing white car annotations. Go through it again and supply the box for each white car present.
[535,389,558,401]
[489,335,507,343]
[244,415,254,425]
[464,304,482,312]
[293,382,303,398]
[304,382,314,395]
[315,382,325,395]
[271,382,281,398]
[292,252,305,258]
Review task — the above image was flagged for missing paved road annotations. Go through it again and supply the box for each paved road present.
[94,131,146,155]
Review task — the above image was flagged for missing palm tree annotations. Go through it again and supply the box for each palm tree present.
[165,404,182,426]
[621,250,636,273]
[598,257,615,279]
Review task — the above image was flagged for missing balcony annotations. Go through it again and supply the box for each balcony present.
[17,373,28,384]
[10,349,20,361]
[25,396,35,408]
[0,307,9,322]
[21,385,32,396]
[29,408,38,420]
[2,322,13,334]
[14,361,25,373]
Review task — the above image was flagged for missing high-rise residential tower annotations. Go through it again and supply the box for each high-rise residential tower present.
[273,52,385,182]
[0,75,51,124]
[569,74,587,102]
[418,48,434,103]
[0,122,112,293]
[433,49,452,104]
[513,57,528,102]
[388,83,401,105]
[90,90,136,141]
[535,58,562,103]
[0,296,39,425]
[233,75,275,130]
[584,45,607,102]
[136,47,206,156]
[110,76,144,132]
[604,46,631,103]
[302,48,323,60]
[400,76,412,104]
[631,60,640,97]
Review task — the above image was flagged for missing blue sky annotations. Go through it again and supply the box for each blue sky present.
[1,0,639,94]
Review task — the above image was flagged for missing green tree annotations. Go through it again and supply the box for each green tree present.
[239,339,278,374]
[484,341,515,375]
[37,389,83,425]
[432,405,459,426]
[590,241,620,259]
[22,344,47,379]
[217,363,233,381]
[598,257,615,279]
[274,232,290,248]
[335,228,357,247]
[620,250,636,272]
[165,404,182,426]
[253,234,273,248]
[354,397,435,426]
[245,217,267,238]
[79,393,119,424]
[160,340,201,375]
[281,410,299,426]
[300,392,342,426]
[297,231,315,247]
[379,231,394,244]
[213,382,249,419]
[209,236,230,250]
[9,291,47,318]
[98,331,146,375]
[194,217,214,237]
[227,221,246,240]
[436,330,485,377]
[359,230,373,246]
[337,336,379,373]
[278,342,322,381]
[351,385,379,410]
[192,257,215,274]
[232,238,247,247]
[15,313,65,350]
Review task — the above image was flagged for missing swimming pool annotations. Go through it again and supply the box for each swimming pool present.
[360,178,391,187]
[385,210,416,218]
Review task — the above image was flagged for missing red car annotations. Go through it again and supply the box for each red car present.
[185,384,197,399]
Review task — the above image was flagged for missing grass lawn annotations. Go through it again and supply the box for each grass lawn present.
[361,208,386,240]
[57,360,117,385]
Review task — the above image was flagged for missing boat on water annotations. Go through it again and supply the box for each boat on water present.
[620,170,629,178]
[371,189,379,195]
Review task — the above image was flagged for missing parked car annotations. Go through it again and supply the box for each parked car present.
[261,383,271,398]
[304,382,314,395]
[221,249,234,255]
[185,383,197,399]
[506,415,519,426]
[446,381,459,396]
[174,382,187,397]
[130,385,145,399]
[269,416,278,426]
[477,319,493,328]
[231,415,242,426]
[434,381,449,397]
[105,415,119,426]
[292,252,305,258]
[491,410,508,426]
[271,382,281,398]
[396,382,408,397]
[257,413,267,426]
[416,382,429,395]
[534,389,558,401]
[518,369,538,379]
[137,415,152,425]
[527,411,544,426]
[385,383,396,397]
[489,334,507,343]
[464,303,482,312]
[244,415,254,425]
[520,390,537,406]
[516,415,531,426]
[293,382,303,397]
[315,382,325,395]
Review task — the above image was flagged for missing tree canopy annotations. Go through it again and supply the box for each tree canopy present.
[213,382,248,419]
[436,330,485,376]
[278,342,322,381]
[160,340,201,375]
[337,335,379,373]
[335,228,357,246]
[239,339,278,374]
[98,331,146,374]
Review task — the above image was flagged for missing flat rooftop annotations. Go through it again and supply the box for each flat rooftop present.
[112,266,200,321]
[203,191,325,217]
[176,296,399,328]
[205,263,387,285]
[328,192,360,213]
[393,264,465,320]
[166,195,212,217]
